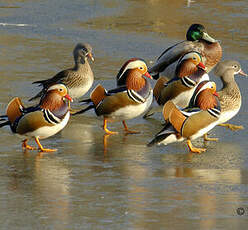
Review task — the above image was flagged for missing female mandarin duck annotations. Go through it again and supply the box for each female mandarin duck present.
[213,60,247,131]
[75,58,153,134]
[148,81,221,153]
[0,84,72,152]
[144,51,208,118]
[149,24,222,81]
[29,43,94,101]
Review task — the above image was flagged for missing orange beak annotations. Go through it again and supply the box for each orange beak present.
[213,91,219,97]
[144,72,152,79]
[239,69,248,77]
[64,94,73,102]
[87,52,95,62]
[197,62,206,70]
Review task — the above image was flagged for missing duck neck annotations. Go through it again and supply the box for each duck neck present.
[176,60,197,78]
[40,93,69,115]
[220,71,238,90]
[201,40,222,71]
[74,56,87,71]
[195,90,218,110]
[126,71,146,91]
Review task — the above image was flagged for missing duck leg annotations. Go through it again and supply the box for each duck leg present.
[218,123,244,131]
[187,140,206,154]
[203,133,218,142]
[122,121,140,134]
[103,118,118,135]
[35,137,57,152]
[22,139,37,150]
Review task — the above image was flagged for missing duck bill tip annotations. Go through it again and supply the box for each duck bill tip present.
[239,69,248,77]
[213,91,219,97]
[144,72,152,79]
[197,62,206,70]
[88,53,94,62]
[65,94,73,102]
[202,32,217,43]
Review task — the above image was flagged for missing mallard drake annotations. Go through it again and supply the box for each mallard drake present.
[0,84,72,152]
[149,23,222,80]
[29,43,94,101]
[148,81,221,153]
[74,58,153,134]
[144,51,209,118]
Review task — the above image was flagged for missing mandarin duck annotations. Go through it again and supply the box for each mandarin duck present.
[149,23,222,80]
[144,51,209,118]
[29,43,94,101]
[148,81,221,153]
[0,84,72,152]
[74,58,153,134]
[213,60,247,131]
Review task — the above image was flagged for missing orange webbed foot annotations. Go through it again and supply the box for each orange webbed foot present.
[122,121,140,135]
[187,140,206,154]
[22,139,36,151]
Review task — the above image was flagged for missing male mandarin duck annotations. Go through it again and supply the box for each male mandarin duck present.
[144,51,209,118]
[0,84,72,152]
[116,57,142,87]
[213,60,247,131]
[74,58,153,134]
[149,23,222,80]
[29,43,94,101]
[148,81,221,153]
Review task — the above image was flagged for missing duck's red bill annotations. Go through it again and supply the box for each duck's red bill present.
[144,72,152,79]
[197,62,206,70]
[65,94,73,102]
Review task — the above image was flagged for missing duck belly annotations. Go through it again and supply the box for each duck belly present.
[217,109,240,124]
[24,112,70,139]
[190,120,219,140]
[109,92,153,121]
[68,77,93,99]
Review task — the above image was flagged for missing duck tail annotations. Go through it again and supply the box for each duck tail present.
[0,120,10,128]
[79,98,92,104]
[32,79,46,85]
[72,103,95,116]
[28,90,44,101]
[0,115,8,121]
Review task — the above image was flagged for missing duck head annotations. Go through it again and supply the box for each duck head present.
[176,51,206,78]
[214,60,247,84]
[190,80,219,110]
[40,84,72,111]
[186,24,217,43]
[116,58,152,90]
[73,43,94,64]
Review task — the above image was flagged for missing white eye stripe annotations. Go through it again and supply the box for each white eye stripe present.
[47,84,67,92]
[118,60,146,80]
